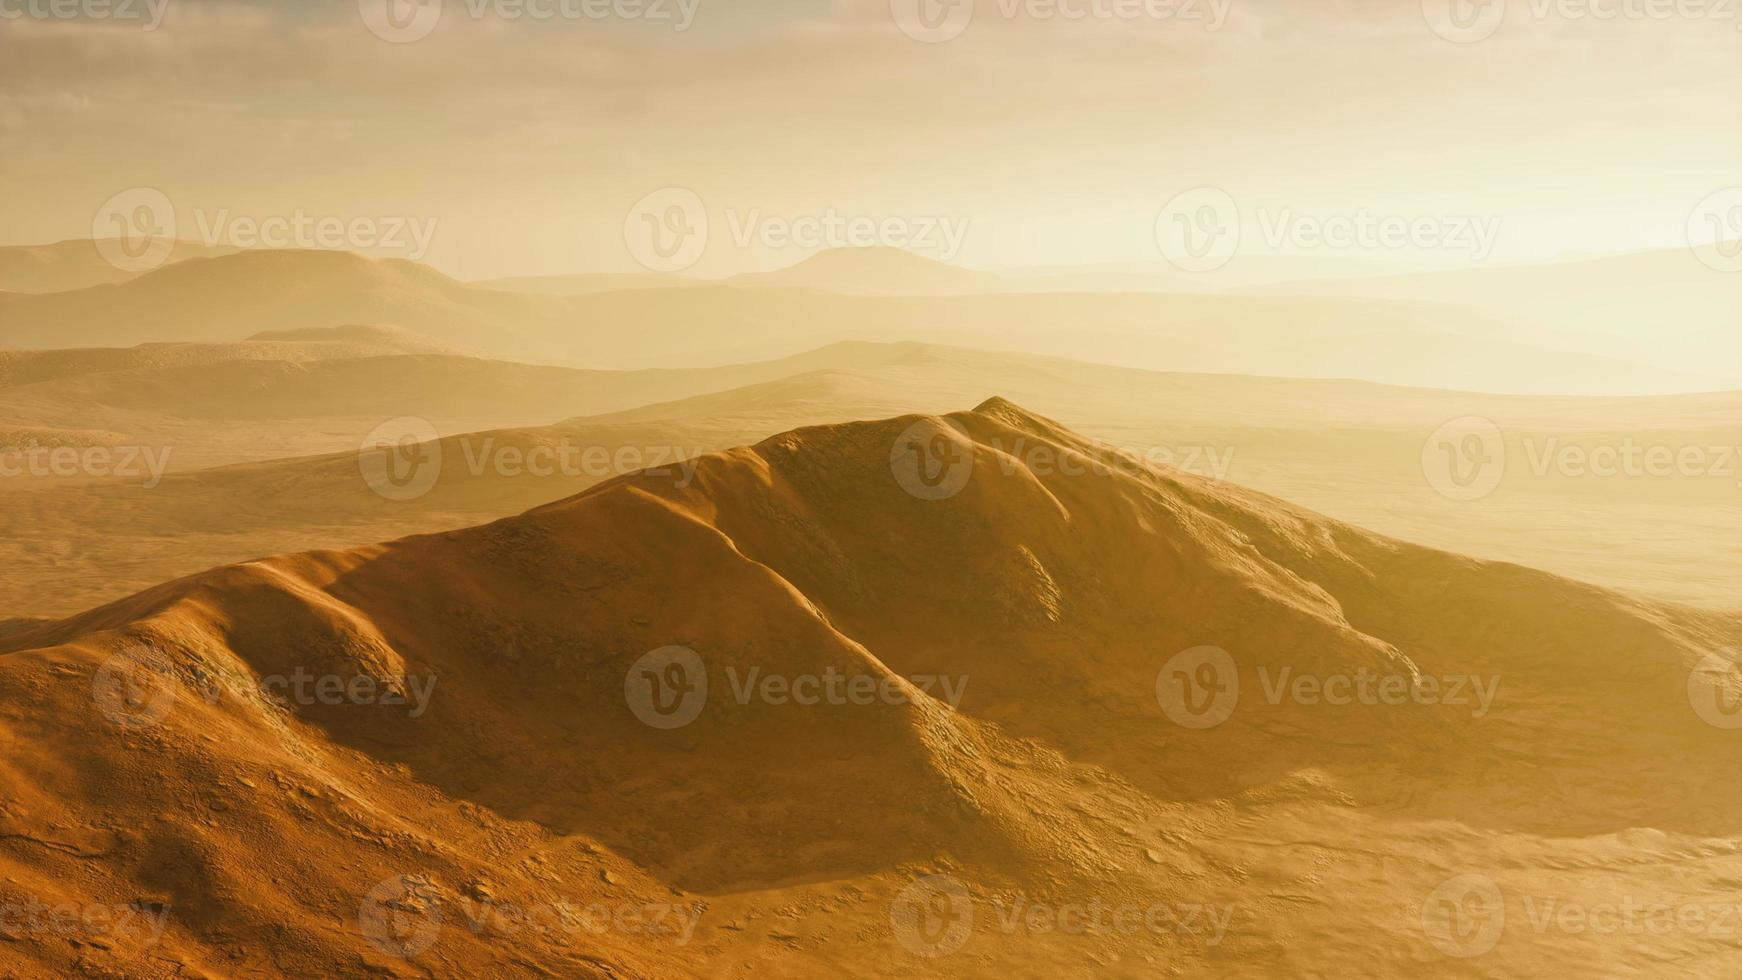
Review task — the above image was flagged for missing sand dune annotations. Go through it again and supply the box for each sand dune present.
[0,402,1735,976]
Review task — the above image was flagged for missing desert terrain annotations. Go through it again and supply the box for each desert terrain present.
[3,3,1738,973]
[0,394,1737,977]
[0,239,1736,979]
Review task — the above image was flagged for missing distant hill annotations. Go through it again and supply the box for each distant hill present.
[1,248,1731,394]
[727,246,1008,295]
[0,238,240,293]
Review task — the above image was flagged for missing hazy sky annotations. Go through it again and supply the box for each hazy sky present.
[3,0,1738,279]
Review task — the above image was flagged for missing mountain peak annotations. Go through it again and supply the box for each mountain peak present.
[967,395,1067,436]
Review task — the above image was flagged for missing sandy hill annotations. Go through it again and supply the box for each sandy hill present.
[0,402,1736,976]
[0,248,1714,394]
[727,247,1008,295]
[0,239,240,294]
